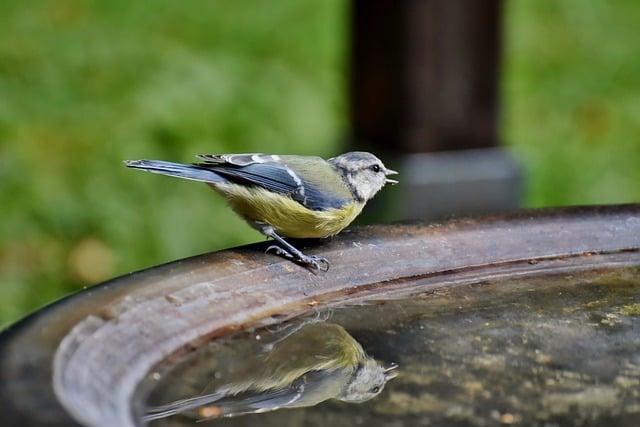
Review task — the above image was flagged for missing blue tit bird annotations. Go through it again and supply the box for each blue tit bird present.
[125,152,398,271]
[143,322,399,421]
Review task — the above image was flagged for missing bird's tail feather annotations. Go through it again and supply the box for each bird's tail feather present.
[124,159,226,184]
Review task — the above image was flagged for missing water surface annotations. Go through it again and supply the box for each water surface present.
[139,267,640,426]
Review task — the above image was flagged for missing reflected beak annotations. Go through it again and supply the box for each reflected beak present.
[384,362,399,379]
[384,169,399,185]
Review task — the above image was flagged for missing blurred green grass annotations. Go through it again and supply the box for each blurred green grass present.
[504,0,640,207]
[1,0,639,326]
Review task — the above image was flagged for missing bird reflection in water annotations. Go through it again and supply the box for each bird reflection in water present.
[145,322,398,422]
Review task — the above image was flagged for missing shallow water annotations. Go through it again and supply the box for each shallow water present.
[139,267,640,426]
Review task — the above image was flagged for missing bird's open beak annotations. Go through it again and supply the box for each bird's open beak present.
[384,362,399,379]
[384,169,399,185]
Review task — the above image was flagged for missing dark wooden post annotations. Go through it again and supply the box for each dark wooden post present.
[350,0,521,220]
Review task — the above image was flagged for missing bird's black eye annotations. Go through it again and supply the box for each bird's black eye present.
[371,164,381,173]
[370,386,380,393]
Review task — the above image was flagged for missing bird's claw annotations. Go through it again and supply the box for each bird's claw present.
[265,245,330,273]
[300,254,330,273]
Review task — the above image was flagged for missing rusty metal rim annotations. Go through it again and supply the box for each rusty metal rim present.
[0,204,639,427]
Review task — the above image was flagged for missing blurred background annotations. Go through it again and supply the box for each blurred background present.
[0,0,639,326]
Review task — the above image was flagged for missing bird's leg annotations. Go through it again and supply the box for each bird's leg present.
[262,310,332,351]
[265,230,329,272]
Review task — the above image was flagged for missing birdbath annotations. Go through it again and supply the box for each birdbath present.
[1,205,639,426]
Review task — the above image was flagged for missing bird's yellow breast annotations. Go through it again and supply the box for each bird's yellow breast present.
[212,184,363,238]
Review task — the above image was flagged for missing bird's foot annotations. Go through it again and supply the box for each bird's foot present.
[265,245,330,273]
[299,254,330,272]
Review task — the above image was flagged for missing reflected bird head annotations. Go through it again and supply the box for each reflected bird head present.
[339,359,399,403]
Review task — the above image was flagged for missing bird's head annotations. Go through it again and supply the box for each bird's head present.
[338,359,399,403]
[329,152,398,202]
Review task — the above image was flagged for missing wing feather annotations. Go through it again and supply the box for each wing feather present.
[143,381,306,421]
[205,163,300,195]
[194,154,350,211]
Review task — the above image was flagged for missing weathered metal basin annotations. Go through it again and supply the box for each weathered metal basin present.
[1,205,639,426]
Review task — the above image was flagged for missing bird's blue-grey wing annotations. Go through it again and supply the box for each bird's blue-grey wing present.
[144,370,348,421]
[198,370,346,419]
[205,383,306,418]
[195,154,349,211]
[199,162,301,194]
[144,383,305,421]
